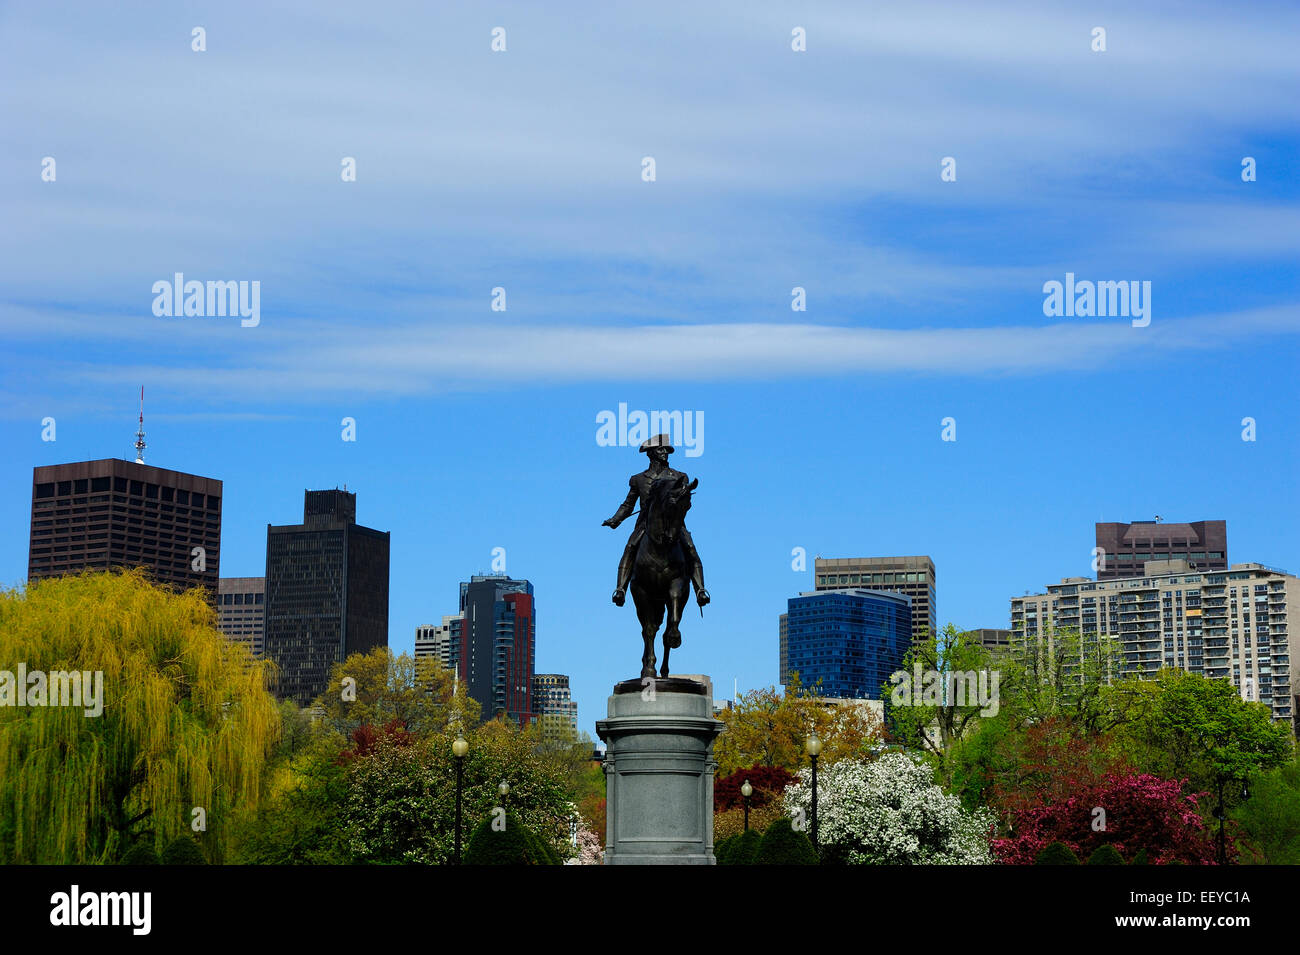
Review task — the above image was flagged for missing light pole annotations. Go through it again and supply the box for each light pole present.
[1216,781,1250,865]
[805,735,822,849]
[1214,778,1226,865]
[499,779,511,814]
[741,780,753,832]
[452,736,469,864]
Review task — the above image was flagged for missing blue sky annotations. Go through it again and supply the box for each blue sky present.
[2,1,1297,737]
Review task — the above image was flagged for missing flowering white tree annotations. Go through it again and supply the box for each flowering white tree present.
[568,822,603,865]
[783,753,994,865]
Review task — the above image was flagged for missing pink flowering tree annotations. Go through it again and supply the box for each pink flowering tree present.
[993,772,1220,865]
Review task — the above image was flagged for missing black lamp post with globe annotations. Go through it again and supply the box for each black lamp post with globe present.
[805,734,822,848]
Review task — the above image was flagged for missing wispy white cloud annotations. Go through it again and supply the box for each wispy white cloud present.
[30,305,1291,401]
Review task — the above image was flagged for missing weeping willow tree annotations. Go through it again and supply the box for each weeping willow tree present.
[0,569,279,863]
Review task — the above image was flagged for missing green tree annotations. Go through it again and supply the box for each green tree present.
[313,648,479,738]
[339,724,574,864]
[714,673,882,777]
[230,734,352,864]
[996,626,1142,734]
[1116,670,1292,827]
[952,715,1133,818]
[884,625,996,780]
[0,570,278,864]
[1231,759,1300,864]
[272,699,319,759]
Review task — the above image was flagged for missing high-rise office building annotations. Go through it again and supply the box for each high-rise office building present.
[782,588,912,699]
[218,576,265,656]
[1095,520,1226,580]
[264,489,390,704]
[815,556,936,642]
[28,458,221,600]
[971,628,1012,651]
[415,614,461,674]
[458,575,536,724]
[1011,560,1297,727]
[533,673,579,738]
[778,612,790,685]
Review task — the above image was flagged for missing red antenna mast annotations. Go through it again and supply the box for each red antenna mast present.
[134,386,146,464]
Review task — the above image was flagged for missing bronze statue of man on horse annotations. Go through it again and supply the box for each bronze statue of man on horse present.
[602,433,710,678]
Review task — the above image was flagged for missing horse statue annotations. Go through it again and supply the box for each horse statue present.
[630,474,699,678]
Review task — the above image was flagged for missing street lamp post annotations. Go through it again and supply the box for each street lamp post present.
[452,736,469,864]
[741,780,753,832]
[805,735,822,849]
[1215,778,1227,865]
[499,779,511,814]
[1215,781,1250,865]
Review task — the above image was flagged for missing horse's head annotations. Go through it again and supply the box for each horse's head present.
[666,475,697,515]
[648,475,697,544]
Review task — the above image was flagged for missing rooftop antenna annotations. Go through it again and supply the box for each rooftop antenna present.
[133,386,146,464]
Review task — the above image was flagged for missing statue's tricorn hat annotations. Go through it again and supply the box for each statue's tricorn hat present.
[639,434,674,453]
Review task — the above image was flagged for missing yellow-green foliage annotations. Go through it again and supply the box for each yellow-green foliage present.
[0,569,279,863]
[713,801,785,843]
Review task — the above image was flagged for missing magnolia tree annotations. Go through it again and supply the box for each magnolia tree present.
[570,823,603,865]
[784,753,994,864]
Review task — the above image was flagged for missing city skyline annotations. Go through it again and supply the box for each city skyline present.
[11,433,1297,737]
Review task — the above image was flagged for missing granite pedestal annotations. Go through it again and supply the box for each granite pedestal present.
[596,676,724,865]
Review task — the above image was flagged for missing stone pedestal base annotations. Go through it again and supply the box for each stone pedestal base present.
[596,676,723,865]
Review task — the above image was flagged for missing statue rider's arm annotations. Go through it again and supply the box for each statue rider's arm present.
[602,477,638,528]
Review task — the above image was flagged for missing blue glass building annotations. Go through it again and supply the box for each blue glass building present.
[783,588,912,699]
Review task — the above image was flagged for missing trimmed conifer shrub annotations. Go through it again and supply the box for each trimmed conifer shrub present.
[464,811,548,865]
[524,825,561,865]
[754,817,819,865]
[1130,848,1149,865]
[1034,841,1081,865]
[721,828,763,865]
[119,842,160,865]
[714,834,736,865]
[161,837,206,865]
[1086,844,1125,865]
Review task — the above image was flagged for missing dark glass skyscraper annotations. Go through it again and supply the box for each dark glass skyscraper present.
[457,575,536,725]
[783,588,912,699]
[264,489,389,704]
[28,458,221,601]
